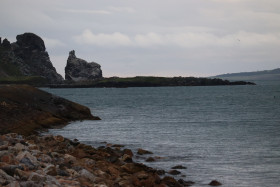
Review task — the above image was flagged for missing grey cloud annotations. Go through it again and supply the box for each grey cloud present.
[0,0,279,77]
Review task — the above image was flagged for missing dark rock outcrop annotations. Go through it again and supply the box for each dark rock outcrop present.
[209,180,222,186]
[65,50,102,82]
[0,33,63,84]
[12,33,63,84]
[2,39,11,49]
[137,148,153,155]
[172,165,187,169]
[0,85,100,136]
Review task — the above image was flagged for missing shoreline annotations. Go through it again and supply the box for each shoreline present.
[0,84,222,186]
[0,133,196,187]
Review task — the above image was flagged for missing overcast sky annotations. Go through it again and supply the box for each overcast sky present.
[1,0,279,77]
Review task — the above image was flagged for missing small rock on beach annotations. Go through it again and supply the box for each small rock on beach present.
[209,180,222,186]
[137,148,153,155]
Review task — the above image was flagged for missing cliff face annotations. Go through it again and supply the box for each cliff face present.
[0,33,63,84]
[65,50,103,82]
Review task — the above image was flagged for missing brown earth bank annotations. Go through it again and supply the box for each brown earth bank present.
[0,85,100,136]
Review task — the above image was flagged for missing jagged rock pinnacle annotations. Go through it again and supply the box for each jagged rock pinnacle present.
[65,50,103,82]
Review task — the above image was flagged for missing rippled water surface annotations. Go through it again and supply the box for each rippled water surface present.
[43,83,280,186]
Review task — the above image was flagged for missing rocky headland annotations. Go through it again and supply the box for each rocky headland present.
[65,50,103,82]
[0,85,100,136]
[0,33,63,84]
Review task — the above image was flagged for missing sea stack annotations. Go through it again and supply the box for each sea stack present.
[65,50,103,82]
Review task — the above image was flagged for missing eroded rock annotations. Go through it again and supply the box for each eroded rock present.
[65,50,103,82]
[172,165,187,169]
[137,148,153,155]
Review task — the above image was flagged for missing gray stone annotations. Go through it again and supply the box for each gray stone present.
[16,151,37,163]
[20,181,42,187]
[45,175,60,186]
[168,169,181,175]
[37,154,52,163]
[12,143,27,152]
[1,165,24,176]
[15,168,30,181]
[0,150,9,157]
[63,154,76,164]
[0,141,9,150]
[65,50,103,82]
[20,157,36,170]
[28,172,46,183]
[6,181,21,187]
[0,169,15,185]
[43,165,57,176]
[57,169,70,177]
[79,169,96,182]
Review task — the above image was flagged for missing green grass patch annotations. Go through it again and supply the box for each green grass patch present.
[0,76,48,85]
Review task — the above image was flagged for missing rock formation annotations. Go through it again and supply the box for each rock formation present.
[1,38,11,49]
[12,33,64,83]
[65,50,102,82]
[0,85,100,136]
[0,33,63,84]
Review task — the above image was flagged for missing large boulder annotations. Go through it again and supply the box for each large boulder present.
[11,33,64,84]
[65,50,102,82]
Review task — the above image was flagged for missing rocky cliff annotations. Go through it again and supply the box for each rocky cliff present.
[0,33,63,84]
[65,50,103,82]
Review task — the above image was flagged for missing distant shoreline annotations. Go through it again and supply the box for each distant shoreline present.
[48,76,255,88]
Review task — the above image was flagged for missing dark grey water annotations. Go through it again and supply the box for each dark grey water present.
[43,83,280,187]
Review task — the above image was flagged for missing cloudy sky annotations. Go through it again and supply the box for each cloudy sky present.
[1,0,279,77]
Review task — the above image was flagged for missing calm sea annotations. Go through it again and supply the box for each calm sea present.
[42,82,280,187]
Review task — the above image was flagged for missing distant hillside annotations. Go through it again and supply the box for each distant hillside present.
[213,68,280,81]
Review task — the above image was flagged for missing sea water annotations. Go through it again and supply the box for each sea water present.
[43,82,280,187]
